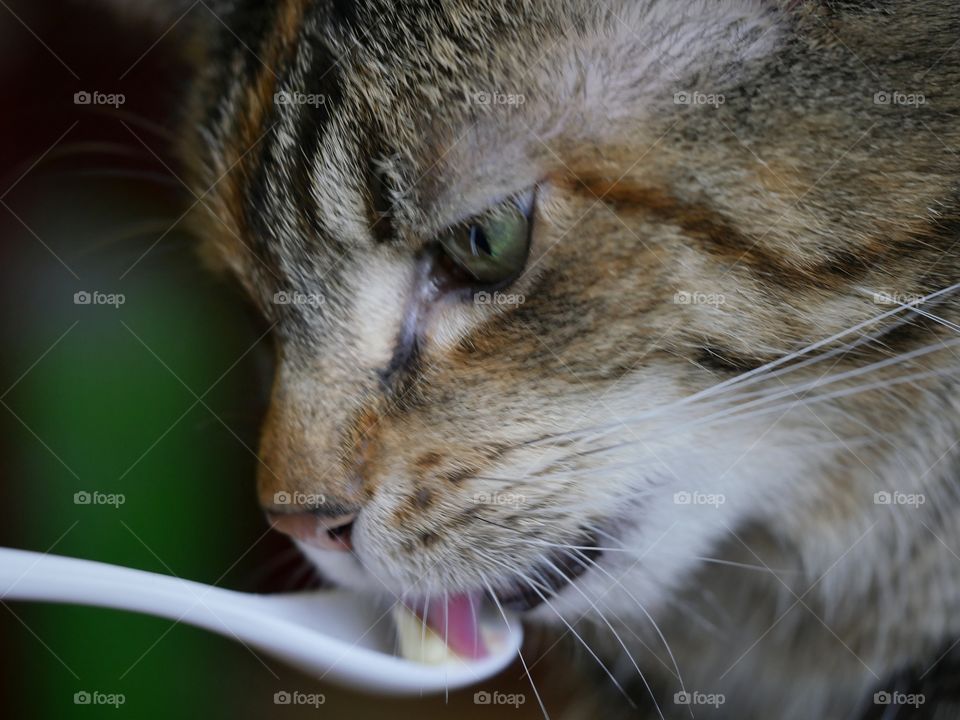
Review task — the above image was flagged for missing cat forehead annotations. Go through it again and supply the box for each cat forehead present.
[194,0,782,299]
[297,0,782,220]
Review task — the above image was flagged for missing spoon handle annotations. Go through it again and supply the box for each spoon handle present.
[0,546,251,629]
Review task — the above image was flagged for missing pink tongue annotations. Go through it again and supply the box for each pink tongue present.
[416,593,488,660]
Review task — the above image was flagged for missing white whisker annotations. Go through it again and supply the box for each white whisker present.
[482,578,551,720]
[486,556,639,711]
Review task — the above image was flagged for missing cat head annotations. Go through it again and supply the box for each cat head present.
[159,0,960,629]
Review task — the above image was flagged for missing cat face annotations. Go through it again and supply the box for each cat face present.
[179,0,960,626]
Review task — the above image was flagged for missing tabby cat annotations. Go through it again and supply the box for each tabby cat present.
[113,1,960,717]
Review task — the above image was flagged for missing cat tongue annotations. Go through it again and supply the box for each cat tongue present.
[418,593,487,660]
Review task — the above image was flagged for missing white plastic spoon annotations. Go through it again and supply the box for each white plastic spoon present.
[0,547,522,695]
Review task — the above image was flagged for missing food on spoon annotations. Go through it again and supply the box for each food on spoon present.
[393,604,462,665]
[393,593,492,664]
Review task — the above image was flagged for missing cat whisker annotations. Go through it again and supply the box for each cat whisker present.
[475,430,887,491]
[684,365,960,436]
[54,168,185,187]
[421,595,429,665]
[560,547,690,710]
[604,330,960,443]
[575,340,960,451]
[71,218,186,258]
[537,553,668,719]
[468,518,705,707]
[583,524,730,633]
[443,589,450,702]
[687,281,960,400]
[470,514,787,586]
[910,307,960,335]
[481,577,552,720]
[485,555,639,711]
[45,141,152,162]
[100,106,180,145]
[519,282,960,451]
[536,541,785,574]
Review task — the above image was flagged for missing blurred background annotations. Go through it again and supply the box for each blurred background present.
[0,2,581,717]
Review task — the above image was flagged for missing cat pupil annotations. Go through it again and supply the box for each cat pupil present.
[469,224,492,256]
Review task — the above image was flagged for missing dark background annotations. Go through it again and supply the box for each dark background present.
[0,1,576,717]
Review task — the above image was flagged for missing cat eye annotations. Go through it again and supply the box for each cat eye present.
[435,190,535,288]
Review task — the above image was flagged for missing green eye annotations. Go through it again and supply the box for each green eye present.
[437,193,534,286]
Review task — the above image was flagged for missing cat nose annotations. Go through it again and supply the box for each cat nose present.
[267,511,357,552]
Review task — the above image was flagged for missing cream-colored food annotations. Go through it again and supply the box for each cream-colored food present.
[392,604,463,665]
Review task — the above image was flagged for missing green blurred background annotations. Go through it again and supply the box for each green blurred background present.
[0,2,576,717]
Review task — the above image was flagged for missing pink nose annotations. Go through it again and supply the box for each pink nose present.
[267,512,356,552]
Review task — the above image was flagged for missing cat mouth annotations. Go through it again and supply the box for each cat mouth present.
[395,534,602,661]
[492,533,603,612]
